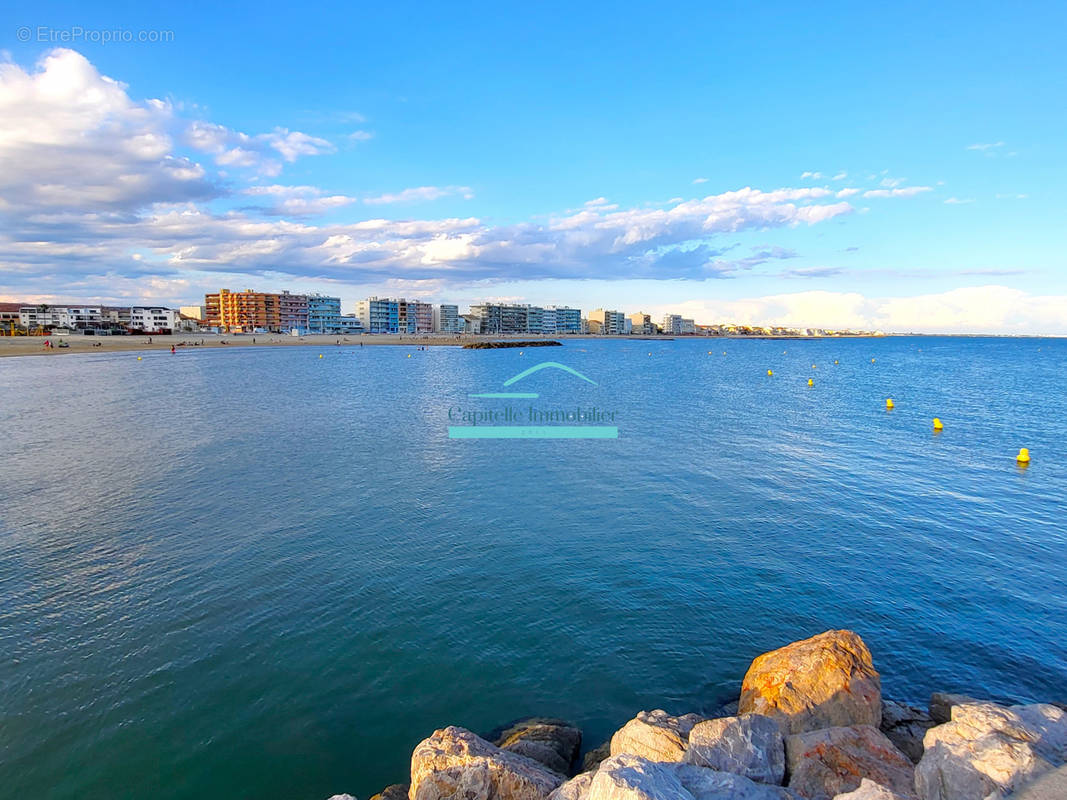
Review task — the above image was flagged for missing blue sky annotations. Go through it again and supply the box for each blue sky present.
[2,1,1065,332]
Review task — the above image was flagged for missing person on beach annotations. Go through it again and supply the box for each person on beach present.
[171,345,176,354]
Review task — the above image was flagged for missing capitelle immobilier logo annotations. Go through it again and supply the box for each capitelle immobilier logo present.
[448,361,619,439]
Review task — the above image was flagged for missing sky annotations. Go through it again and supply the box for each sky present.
[1,1,1065,333]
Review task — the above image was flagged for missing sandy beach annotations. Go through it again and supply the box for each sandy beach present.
[0,331,872,358]
[0,332,684,358]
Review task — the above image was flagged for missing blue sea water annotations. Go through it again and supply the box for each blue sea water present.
[1,336,1065,800]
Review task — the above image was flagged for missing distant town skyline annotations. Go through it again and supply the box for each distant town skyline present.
[2,2,1066,333]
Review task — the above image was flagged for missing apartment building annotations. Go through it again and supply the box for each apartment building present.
[307,294,343,333]
[433,304,463,333]
[205,289,281,332]
[587,309,627,335]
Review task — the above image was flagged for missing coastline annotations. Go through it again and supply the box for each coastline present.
[0,332,882,359]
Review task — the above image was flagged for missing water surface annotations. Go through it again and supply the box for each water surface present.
[1,336,1065,799]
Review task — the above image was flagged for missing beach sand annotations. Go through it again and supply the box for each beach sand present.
[0,332,682,358]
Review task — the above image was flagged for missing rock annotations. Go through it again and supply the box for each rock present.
[928,693,980,725]
[409,726,564,800]
[495,718,583,775]
[609,709,705,762]
[832,778,911,799]
[548,771,595,800]
[368,786,408,800]
[915,701,1067,800]
[739,631,882,735]
[583,741,612,772]
[684,714,785,784]
[785,725,916,800]
[880,701,935,764]
[588,754,795,800]
[1012,764,1067,800]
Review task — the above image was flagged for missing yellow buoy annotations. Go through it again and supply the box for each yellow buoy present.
[812,364,816,369]
[834,359,838,364]
[807,378,814,387]
[1017,447,1030,464]
[871,358,876,363]
[767,369,773,376]
[933,417,943,431]
[885,398,894,409]
[407,354,412,358]
[136,356,142,360]
[319,354,323,358]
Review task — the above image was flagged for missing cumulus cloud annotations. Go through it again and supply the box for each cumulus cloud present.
[242,185,358,215]
[363,185,475,205]
[863,186,933,198]
[0,49,217,212]
[185,120,333,176]
[0,49,953,310]
[800,171,823,179]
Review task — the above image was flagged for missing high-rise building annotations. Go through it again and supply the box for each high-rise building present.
[469,303,535,334]
[433,304,463,333]
[278,292,309,331]
[587,309,627,335]
[353,298,432,334]
[306,294,342,333]
[549,306,582,334]
[662,314,683,335]
[205,289,281,332]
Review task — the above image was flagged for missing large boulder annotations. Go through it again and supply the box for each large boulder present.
[928,693,980,726]
[369,787,408,800]
[684,714,785,784]
[1011,764,1067,800]
[409,726,565,800]
[609,710,704,762]
[880,701,935,764]
[548,771,595,800]
[785,725,916,800]
[915,701,1067,800]
[739,631,882,735]
[588,754,795,800]
[495,718,583,775]
[832,778,911,799]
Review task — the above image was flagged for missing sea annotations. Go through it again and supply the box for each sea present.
[1,336,1064,800]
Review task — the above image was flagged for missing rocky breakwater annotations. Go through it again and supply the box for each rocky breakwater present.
[334,630,1066,800]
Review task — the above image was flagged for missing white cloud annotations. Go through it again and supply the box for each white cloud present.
[966,142,1005,151]
[242,185,357,215]
[863,186,933,198]
[0,49,953,312]
[363,185,475,205]
[836,188,861,198]
[0,49,216,211]
[832,172,848,181]
[185,120,333,176]
[347,130,374,142]
[800,171,823,179]
[652,286,1067,335]
[692,177,709,184]
[944,197,975,205]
